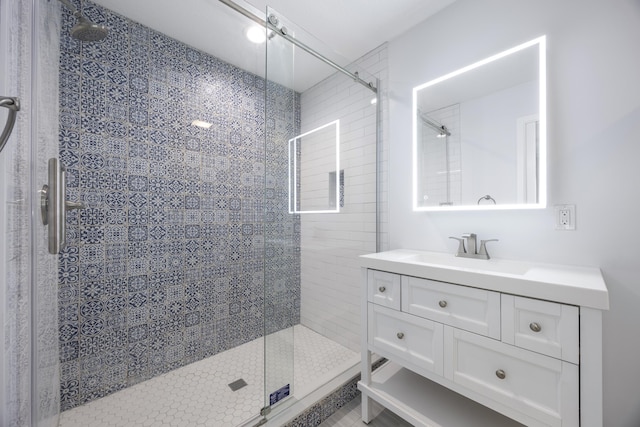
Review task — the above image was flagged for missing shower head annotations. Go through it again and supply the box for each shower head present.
[58,0,109,42]
[71,17,109,42]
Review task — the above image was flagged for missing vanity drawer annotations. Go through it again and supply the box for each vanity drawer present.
[445,328,579,427]
[402,276,500,339]
[502,295,579,364]
[368,303,444,377]
[367,270,401,310]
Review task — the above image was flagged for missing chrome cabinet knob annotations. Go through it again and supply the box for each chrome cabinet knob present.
[438,300,447,308]
[529,322,542,333]
[396,332,404,339]
[495,369,506,380]
[378,286,386,293]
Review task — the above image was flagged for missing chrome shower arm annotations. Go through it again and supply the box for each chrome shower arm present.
[58,0,82,19]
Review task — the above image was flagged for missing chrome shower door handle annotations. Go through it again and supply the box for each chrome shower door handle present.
[41,158,84,254]
[65,201,85,210]
[41,158,66,254]
[0,96,20,154]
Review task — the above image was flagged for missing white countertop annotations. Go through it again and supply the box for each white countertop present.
[360,249,609,310]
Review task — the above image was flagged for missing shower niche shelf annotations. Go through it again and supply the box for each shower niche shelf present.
[357,250,609,427]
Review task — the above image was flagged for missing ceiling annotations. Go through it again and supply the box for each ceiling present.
[90,0,456,91]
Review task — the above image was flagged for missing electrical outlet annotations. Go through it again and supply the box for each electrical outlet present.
[555,204,576,230]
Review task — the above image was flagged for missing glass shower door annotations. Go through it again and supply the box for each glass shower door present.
[263,5,297,418]
[0,0,61,425]
[262,5,380,423]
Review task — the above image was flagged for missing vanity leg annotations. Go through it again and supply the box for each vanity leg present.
[361,393,374,424]
[360,346,374,423]
[360,267,375,423]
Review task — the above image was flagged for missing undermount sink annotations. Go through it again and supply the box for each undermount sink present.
[360,249,609,310]
[400,251,531,276]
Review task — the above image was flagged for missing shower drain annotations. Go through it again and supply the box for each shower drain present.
[228,378,248,391]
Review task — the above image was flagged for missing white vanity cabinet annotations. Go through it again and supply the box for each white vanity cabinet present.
[358,250,609,427]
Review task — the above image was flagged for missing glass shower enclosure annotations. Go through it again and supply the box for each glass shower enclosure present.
[263,4,379,423]
[2,0,380,425]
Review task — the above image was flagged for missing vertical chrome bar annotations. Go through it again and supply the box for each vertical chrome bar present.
[42,159,84,254]
[46,158,65,254]
[374,77,381,253]
[59,164,67,250]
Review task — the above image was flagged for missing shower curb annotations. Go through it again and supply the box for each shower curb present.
[281,359,386,427]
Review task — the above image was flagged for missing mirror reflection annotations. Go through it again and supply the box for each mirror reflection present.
[412,36,546,211]
[289,120,341,213]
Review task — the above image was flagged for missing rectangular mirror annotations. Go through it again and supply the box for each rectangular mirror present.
[412,36,546,211]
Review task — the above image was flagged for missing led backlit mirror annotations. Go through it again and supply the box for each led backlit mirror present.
[412,36,546,211]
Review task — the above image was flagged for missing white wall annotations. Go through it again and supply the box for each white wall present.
[387,0,640,425]
[460,81,536,204]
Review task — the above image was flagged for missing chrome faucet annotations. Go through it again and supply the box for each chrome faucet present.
[449,233,498,260]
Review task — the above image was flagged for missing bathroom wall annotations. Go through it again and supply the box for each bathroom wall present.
[459,81,537,205]
[299,44,388,352]
[387,0,640,425]
[57,3,299,410]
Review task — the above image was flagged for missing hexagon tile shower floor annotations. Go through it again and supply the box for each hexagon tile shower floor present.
[58,325,358,427]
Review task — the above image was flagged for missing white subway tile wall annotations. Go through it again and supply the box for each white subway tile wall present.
[299,45,389,352]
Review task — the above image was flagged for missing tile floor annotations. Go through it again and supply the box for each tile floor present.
[59,325,358,427]
[319,397,412,427]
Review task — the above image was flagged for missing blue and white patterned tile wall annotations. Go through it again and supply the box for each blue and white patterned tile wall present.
[57,1,300,410]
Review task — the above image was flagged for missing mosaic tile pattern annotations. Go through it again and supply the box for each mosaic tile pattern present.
[58,1,300,410]
[283,375,360,427]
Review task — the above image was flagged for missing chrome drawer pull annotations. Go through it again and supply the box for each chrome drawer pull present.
[495,369,506,380]
[378,286,386,293]
[396,332,404,339]
[438,300,447,308]
[529,322,542,333]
